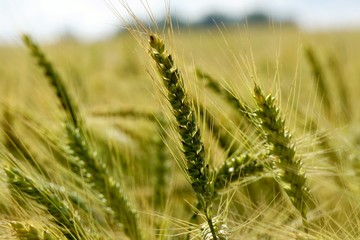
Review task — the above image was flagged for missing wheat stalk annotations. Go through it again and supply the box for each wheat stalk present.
[201,216,228,240]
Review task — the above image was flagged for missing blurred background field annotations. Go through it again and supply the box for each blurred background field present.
[2,25,360,122]
[2,0,360,120]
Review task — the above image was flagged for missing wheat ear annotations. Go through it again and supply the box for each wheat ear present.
[10,221,60,240]
[149,34,222,239]
[214,153,264,192]
[23,35,142,240]
[5,167,90,240]
[149,34,211,203]
[22,35,81,128]
[305,46,331,118]
[65,123,142,240]
[90,108,162,123]
[253,84,310,230]
[328,55,351,122]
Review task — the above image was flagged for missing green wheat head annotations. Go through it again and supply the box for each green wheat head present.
[305,46,331,118]
[253,84,310,229]
[22,35,143,240]
[10,221,60,240]
[214,153,264,191]
[149,33,229,240]
[149,34,213,206]
[22,35,81,129]
[5,167,90,240]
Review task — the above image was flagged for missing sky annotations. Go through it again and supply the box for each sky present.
[1,0,360,43]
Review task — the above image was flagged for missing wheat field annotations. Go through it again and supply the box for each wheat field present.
[1,18,360,239]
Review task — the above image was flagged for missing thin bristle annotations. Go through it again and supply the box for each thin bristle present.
[196,68,253,123]
[199,105,241,157]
